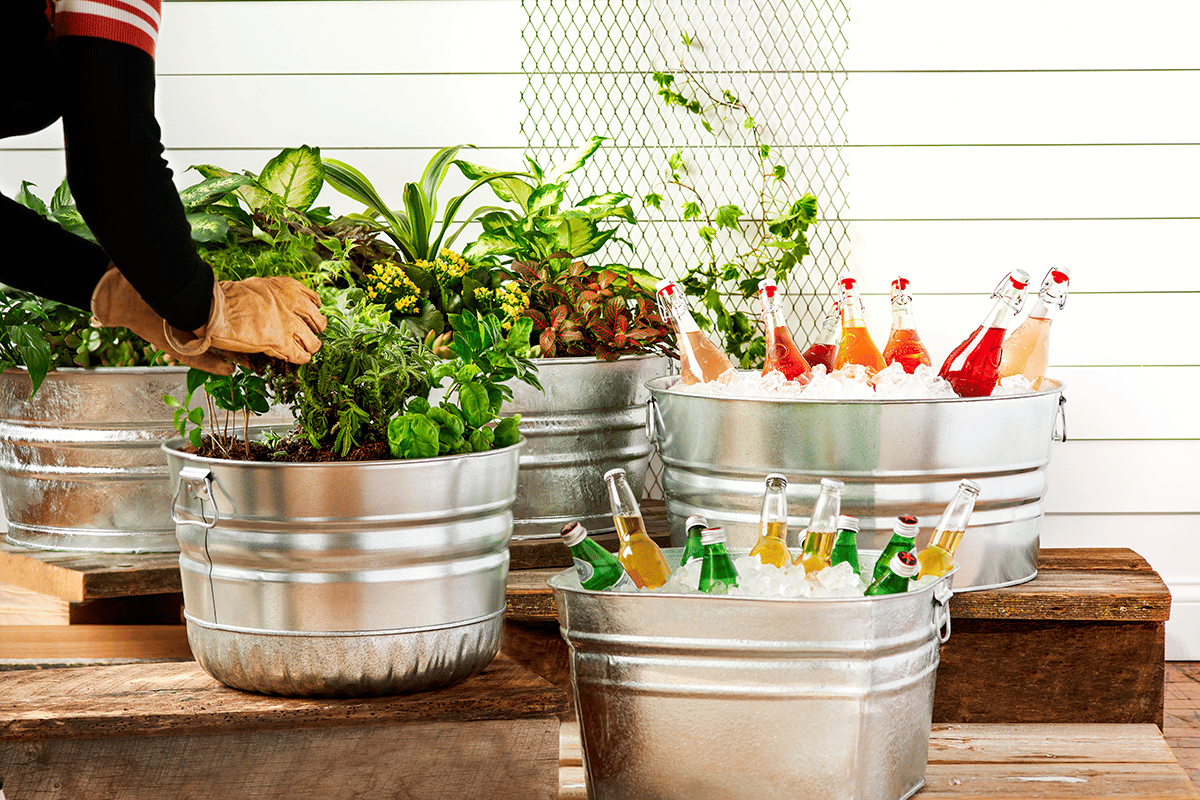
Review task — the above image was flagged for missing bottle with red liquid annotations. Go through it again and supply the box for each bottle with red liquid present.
[998,267,1071,390]
[938,269,1030,397]
[655,280,735,385]
[758,280,813,384]
[882,275,932,373]
[802,299,839,372]
[833,274,886,375]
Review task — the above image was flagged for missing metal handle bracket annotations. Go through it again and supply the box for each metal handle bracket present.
[933,580,954,644]
[172,465,219,529]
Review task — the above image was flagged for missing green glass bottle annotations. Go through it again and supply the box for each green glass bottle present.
[830,514,861,576]
[865,550,919,596]
[872,514,920,583]
[681,514,709,566]
[561,521,636,592]
[699,527,739,595]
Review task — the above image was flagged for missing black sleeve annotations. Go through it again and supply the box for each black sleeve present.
[57,35,214,332]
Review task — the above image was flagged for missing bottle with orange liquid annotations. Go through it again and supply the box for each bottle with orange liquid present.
[833,275,886,376]
[795,478,844,574]
[655,280,734,385]
[802,299,840,372]
[758,280,813,383]
[749,473,792,568]
[882,275,932,373]
[916,479,981,579]
[603,468,671,589]
[938,269,1030,398]
[998,267,1071,390]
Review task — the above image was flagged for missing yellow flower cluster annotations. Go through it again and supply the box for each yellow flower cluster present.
[415,249,471,285]
[364,260,422,315]
[476,281,530,331]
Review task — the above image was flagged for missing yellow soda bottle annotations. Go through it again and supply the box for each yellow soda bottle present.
[795,478,844,574]
[749,473,792,568]
[917,479,981,579]
[603,468,671,589]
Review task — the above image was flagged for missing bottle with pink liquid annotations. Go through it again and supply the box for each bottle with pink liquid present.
[998,267,1071,390]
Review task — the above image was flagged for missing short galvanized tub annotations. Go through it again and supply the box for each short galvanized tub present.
[647,376,1065,591]
[164,439,522,697]
[501,354,669,540]
[0,367,196,553]
[551,549,954,800]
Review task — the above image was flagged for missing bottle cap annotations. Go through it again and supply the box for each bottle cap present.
[603,467,627,482]
[685,514,709,533]
[894,514,920,536]
[819,477,845,492]
[765,472,788,487]
[700,527,727,546]
[837,515,859,532]
[959,479,982,496]
[891,275,910,292]
[839,274,858,291]
[655,279,676,297]
[560,521,587,547]
[1009,269,1031,290]
[1050,267,1071,283]
[758,279,778,296]
[890,550,919,579]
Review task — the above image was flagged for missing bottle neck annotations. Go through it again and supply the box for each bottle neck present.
[1024,296,1057,322]
[809,489,841,533]
[890,300,917,331]
[981,290,1023,330]
[815,307,840,345]
[839,289,867,328]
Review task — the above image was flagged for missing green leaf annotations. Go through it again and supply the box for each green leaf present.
[187,368,209,393]
[553,136,606,180]
[257,146,324,211]
[47,207,96,242]
[387,413,440,460]
[528,184,566,215]
[178,174,253,211]
[772,164,786,181]
[697,226,716,244]
[715,204,743,230]
[743,116,756,130]
[187,213,231,243]
[51,177,73,213]
[407,396,431,415]
[494,415,521,448]
[420,144,474,221]
[760,144,771,159]
[322,157,414,257]
[681,202,701,221]
[468,426,495,452]
[14,182,47,217]
[643,193,663,210]
[402,182,432,260]
[461,231,523,261]
[10,325,51,395]
[681,32,693,46]
[454,160,534,210]
[458,381,492,428]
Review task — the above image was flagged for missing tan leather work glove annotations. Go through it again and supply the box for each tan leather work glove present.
[163,276,327,365]
[90,265,236,375]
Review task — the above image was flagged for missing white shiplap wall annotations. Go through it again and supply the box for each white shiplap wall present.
[0,0,1195,656]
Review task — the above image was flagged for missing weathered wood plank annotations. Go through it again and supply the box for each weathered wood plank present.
[929,723,1181,764]
[0,543,181,602]
[0,653,568,742]
[0,625,192,662]
[919,762,1200,799]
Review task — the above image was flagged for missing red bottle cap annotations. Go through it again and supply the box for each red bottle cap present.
[839,276,857,291]
[655,280,677,298]
[759,280,779,299]
[892,276,910,291]
[1050,268,1071,284]
[1009,272,1030,290]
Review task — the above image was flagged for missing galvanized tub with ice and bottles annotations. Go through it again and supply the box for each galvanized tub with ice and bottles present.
[551,548,955,800]
[646,375,1066,590]
[164,439,522,697]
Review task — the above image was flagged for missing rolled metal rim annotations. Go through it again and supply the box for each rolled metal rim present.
[162,436,524,468]
[647,373,1064,404]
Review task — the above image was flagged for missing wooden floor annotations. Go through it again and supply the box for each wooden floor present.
[1168,662,1200,790]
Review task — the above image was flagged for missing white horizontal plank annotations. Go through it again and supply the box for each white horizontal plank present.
[845,71,1200,146]
[845,145,1200,220]
[158,1,521,75]
[1040,512,1200,580]
[846,0,1200,70]
[2,75,522,151]
[1034,366,1199,441]
[1043,441,1200,515]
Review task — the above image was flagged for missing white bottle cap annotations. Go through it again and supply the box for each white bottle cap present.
[603,467,627,482]
[819,477,845,492]
[560,521,587,547]
[837,515,859,532]
[893,514,920,536]
[700,527,727,546]
[889,550,919,579]
[685,514,709,532]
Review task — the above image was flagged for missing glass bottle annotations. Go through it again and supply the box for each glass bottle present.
[938,269,1030,398]
[998,267,1071,390]
[830,514,861,576]
[802,299,840,372]
[795,478,844,574]
[681,513,709,566]
[758,280,813,384]
[833,274,886,375]
[882,275,933,374]
[655,279,734,385]
[699,527,739,594]
[561,521,637,591]
[865,550,919,596]
[917,479,981,579]
[604,467,671,589]
[872,514,920,583]
[749,473,792,568]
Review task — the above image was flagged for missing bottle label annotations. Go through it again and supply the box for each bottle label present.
[610,571,636,591]
[573,558,595,584]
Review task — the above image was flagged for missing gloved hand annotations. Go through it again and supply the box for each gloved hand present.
[90,265,236,375]
[164,276,327,365]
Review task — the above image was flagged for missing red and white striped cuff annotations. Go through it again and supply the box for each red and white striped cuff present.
[51,0,162,58]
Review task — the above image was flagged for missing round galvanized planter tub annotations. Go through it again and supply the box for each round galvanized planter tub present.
[164,439,521,697]
[501,354,670,540]
[647,375,1066,591]
[0,367,200,553]
[551,548,954,800]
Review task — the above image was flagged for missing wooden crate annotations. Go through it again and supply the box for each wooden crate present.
[0,654,568,799]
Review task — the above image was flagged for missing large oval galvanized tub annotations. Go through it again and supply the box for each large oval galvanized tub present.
[647,375,1065,591]
[0,367,197,553]
[501,354,669,540]
[552,548,954,800]
[164,439,521,697]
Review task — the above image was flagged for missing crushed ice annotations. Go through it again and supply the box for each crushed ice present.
[624,555,920,599]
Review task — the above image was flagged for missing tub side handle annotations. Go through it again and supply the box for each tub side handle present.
[934,581,954,644]
[1053,394,1067,442]
[646,396,658,443]
[172,465,220,530]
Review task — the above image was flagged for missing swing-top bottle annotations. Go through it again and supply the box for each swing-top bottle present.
[758,280,812,383]
[749,473,792,568]
[655,279,734,385]
[938,269,1030,397]
[604,468,671,589]
[795,478,844,574]
[802,299,840,372]
[917,479,981,579]
[882,275,933,373]
[833,274,886,375]
[998,267,1071,390]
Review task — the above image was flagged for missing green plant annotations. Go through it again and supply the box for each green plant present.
[459,137,636,270]
[510,260,672,360]
[644,54,819,368]
[164,367,271,458]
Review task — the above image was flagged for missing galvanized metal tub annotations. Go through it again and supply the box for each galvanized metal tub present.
[501,354,669,540]
[551,548,954,800]
[164,439,522,697]
[0,367,200,553]
[647,375,1066,591]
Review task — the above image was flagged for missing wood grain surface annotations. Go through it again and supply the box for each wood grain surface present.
[0,543,181,602]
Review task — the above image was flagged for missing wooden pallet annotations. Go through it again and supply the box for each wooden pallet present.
[559,720,1200,799]
[0,654,568,799]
